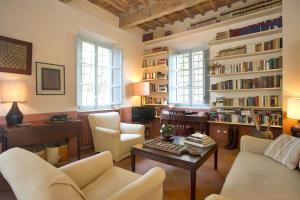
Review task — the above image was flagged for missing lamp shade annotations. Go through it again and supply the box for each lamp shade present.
[1,81,27,103]
[133,82,150,96]
[287,98,300,120]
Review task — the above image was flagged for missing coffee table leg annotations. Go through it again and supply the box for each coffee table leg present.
[214,149,218,170]
[190,169,196,200]
[131,150,136,172]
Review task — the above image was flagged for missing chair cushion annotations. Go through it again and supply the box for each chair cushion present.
[120,134,144,155]
[221,151,300,200]
[264,134,300,169]
[82,167,141,200]
[0,148,86,200]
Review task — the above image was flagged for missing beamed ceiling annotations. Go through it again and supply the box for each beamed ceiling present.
[62,0,245,31]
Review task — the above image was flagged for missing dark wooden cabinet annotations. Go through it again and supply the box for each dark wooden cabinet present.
[0,120,82,159]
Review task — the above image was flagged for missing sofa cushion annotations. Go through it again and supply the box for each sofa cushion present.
[264,134,300,169]
[221,152,300,200]
[0,148,87,200]
[82,167,141,200]
[120,134,144,155]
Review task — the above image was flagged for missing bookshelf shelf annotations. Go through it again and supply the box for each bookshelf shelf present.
[209,87,282,92]
[143,103,168,106]
[144,6,282,45]
[210,106,282,110]
[143,65,168,72]
[208,28,282,45]
[143,51,169,58]
[208,68,282,77]
[210,49,282,62]
[207,121,282,128]
[142,78,168,82]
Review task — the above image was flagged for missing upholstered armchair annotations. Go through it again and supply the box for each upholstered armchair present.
[88,112,145,162]
[0,148,166,200]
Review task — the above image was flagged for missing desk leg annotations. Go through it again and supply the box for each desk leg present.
[214,148,218,170]
[77,136,81,160]
[131,150,136,172]
[190,169,196,200]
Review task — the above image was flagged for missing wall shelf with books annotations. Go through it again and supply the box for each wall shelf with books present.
[143,65,168,72]
[144,4,282,45]
[207,121,282,129]
[211,106,282,110]
[208,68,282,77]
[209,87,282,92]
[208,28,282,45]
[143,51,169,58]
[210,48,282,62]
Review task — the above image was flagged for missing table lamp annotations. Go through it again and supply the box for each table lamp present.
[132,82,150,106]
[1,81,27,126]
[287,98,300,137]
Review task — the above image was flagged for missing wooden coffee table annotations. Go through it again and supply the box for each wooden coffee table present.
[131,136,218,200]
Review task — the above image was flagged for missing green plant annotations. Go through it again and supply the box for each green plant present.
[160,124,175,137]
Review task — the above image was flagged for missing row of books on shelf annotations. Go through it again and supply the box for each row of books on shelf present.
[211,75,282,90]
[190,17,218,30]
[143,72,167,80]
[184,133,216,148]
[143,58,168,68]
[219,0,281,21]
[215,16,282,40]
[215,38,282,58]
[210,56,282,75]
[143,97,168,105]
[210,109,282,126]
[150,83,168,92]
[212,95,281,108]
[144,47,169,55]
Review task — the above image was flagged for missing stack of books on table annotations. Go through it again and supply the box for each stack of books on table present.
[184,133,216,148]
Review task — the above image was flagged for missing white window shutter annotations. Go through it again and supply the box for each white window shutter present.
[111,49,122,105]
[169,54,177,104]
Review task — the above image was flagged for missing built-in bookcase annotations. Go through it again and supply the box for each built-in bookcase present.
[141,47,169,118]
[209,9,283,128]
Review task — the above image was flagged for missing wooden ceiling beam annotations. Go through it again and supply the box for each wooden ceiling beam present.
[102,0,127,13]
[136,0,148,5]
[208,0,217,12]
[224,0,232,8]
[195,4,205,16]
[119,0,207,28]
[183,9,193,18]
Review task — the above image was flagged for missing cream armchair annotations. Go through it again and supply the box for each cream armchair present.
[0,148,166,200]
[88,112,145,162]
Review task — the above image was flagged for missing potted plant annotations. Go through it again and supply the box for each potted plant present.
[160,124,176,141]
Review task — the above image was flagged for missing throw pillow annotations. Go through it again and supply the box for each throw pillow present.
[264,134,300,169]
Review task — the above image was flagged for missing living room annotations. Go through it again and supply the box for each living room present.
[0,0,299,200]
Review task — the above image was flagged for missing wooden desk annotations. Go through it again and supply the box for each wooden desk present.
[0,120,82,159]
[160,111,208,136]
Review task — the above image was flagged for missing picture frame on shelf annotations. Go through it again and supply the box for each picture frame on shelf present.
[0,35,32,75]
[36,62,65,95]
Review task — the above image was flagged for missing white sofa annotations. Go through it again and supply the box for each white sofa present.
[88,112,145,162]
[206,135,300,200]
[0,148,165,200]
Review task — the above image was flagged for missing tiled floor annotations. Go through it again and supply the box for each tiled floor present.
[115,146,238,200]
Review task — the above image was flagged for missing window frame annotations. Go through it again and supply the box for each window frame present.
[169,48,209,107]
[76,36,123,111]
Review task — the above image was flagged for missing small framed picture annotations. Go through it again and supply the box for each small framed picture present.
[36,62,65,95]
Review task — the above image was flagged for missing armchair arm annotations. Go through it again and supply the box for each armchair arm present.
[205,194,233,200]
[107,167,165,200]
[60,151,113,189]
[95,127,120,138]
[120,123,145,135]
[240,135,272,155]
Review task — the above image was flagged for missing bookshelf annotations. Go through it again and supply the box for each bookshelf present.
[209,10,283,129]
[142,47,169,107]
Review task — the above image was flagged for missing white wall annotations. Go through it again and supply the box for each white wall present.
[0,0,144,116]
[282,0,300,111]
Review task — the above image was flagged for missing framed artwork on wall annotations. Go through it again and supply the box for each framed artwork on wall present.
[36,62,65,95]
[0,35,32,75]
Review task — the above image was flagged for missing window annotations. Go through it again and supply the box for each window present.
[77,38,122,109]
[169,49,207,106]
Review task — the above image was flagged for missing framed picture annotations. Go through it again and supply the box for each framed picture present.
[0,35,32,75]
[36,62,65,95]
